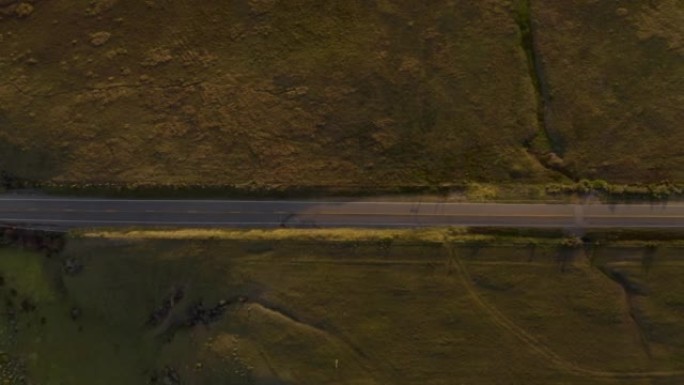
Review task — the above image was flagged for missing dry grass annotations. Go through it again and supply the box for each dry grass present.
[534,0,684,182]
[0,0,556,188]
[0,0,680,191]
[78,227,450,243]
[78,227,684,249]
[76,227,565,247]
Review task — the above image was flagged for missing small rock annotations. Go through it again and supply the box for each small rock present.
[14,3,34,18]
[544,152,565,169]
[63,258,84,276]
[141,47,173,66]
[151,366,180,385]
[172,287,184,303]
[89,31,111,47]
[70,307,81,320]
[20,299,35,313]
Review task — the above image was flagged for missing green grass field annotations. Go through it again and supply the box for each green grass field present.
[2,236,684,384]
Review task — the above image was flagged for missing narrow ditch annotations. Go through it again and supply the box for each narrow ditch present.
[597,265,652,359]
[514,0,575,180]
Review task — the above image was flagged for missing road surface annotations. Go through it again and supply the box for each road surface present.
[1,196,683,229]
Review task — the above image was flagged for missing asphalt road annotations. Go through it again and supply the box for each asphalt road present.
[1,196,684,230]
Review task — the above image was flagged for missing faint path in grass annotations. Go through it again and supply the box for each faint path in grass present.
[247,302,385,385]
[240,258,549,267]
[443,239,684,379]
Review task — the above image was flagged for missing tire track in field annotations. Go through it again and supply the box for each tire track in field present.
[443,239,684,379]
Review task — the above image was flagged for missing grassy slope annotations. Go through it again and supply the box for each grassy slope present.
[3,238,684,384]
[533,0,684,182]
[0,0,555,186]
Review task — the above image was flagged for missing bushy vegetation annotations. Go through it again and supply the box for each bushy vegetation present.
[545,180,684,200]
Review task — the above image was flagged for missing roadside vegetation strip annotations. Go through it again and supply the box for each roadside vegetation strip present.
[5,169,684,204]
[74,227,564,246]
[5,174,684,203]
[71,228,684,249]
[76,228,456,243]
